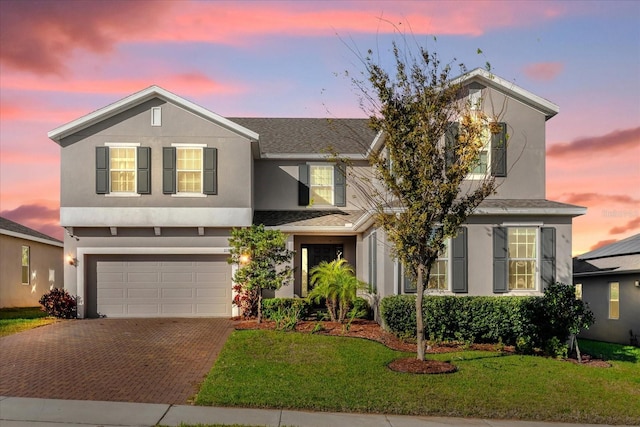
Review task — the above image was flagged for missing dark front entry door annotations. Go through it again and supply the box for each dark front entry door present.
[301,244,343,297]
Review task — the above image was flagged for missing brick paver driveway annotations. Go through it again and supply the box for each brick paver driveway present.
[0,318,235,404]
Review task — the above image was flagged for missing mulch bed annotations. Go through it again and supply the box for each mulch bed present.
[235,319,609,372]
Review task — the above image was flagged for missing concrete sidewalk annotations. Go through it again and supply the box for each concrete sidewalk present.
[0,396,630,427]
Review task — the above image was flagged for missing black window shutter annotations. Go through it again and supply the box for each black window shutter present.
[334,163,346,207]
[96,146,109,194]
[541,227,556,290]
[137,147,151,194]
[163,147,176,194]
[451,227,468,293]
[493,227,508,293]
[203,147,217,195]
[445,122,459,169]
[491,122,507,177]
[298,164,309,206]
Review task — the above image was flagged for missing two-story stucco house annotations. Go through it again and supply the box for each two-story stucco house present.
[48,68,585,319]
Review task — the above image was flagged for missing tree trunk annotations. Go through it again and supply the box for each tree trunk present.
[416,265,425,361]
[574,335,582,363]
[257,289,262,324]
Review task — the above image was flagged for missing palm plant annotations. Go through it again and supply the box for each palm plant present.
[307,258,366,323]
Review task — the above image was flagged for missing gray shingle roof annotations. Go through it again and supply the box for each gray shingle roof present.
[229,118,375,156]
[577,233,640,260]
[0,216,63,245]
[254,210,366,227]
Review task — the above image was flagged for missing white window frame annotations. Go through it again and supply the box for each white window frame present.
[309,163,334,206]
[104,142,140,197]
[172,143,206,197]
[467,117,492,179]
[21,245,30,285]
[506,226,539,292]
[398,239,451,294]
[151,107,162,126]
[609,282,620,320]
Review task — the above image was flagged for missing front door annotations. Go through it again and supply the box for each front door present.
[301,244,343,297]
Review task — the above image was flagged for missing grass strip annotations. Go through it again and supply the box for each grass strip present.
[196,330,640,425]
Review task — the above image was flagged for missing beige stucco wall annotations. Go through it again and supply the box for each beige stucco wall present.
[0,235,63,307]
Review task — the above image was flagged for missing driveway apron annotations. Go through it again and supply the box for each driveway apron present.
[0,318,235,404]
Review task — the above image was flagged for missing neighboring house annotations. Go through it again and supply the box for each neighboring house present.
[48,68,585,319]
[0,217,64,308]
[573,234,640,345]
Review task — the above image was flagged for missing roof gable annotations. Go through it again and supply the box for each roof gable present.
[452,68,559,120]
[48,86,259,144]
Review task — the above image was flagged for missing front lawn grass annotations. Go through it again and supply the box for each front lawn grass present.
[196,330,640,425]
[0,307,56,337]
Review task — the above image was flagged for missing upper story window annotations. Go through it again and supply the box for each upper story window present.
[298,163,346,207]
[163,145,217,196]
[446,119,507,179]
[110,147,136,193]
[177,147,203,193]
[21,246,30,285]
[310,165,334,205]
[95,144,150,195]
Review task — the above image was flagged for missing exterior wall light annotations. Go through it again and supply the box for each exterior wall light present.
[67,255,78,266]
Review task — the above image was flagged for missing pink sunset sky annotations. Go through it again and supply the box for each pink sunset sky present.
[0,0,638,256]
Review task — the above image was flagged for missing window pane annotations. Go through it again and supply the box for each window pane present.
[21,246,29,284]
[508,228,537,290]
[575,284,582,300]
[177,148,202,193]
[427,260,447,290]
[609,282,620,319]
[310,165,334,205]
[109,147,136,193]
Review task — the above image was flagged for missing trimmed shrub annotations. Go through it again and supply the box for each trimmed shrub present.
[39,288,77,319]
[379,283,593,352]
[262,298,310,321]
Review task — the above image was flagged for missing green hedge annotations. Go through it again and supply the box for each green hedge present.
[380,294,539,345]
[262,297,372,321]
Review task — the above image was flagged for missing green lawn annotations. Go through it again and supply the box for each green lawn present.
[0,307,56,337]
[196,330,640,425]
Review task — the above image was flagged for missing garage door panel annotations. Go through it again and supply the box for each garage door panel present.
[98,288,125,298]
[94,254,231,318]
[162,272,194,283]
[127,272,159,282]
[127,288,159,298]
[161,288,193,298]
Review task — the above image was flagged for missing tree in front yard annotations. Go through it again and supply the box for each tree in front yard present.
[228,224,294,323]
[350,39,501,360]
[307,258,367,323]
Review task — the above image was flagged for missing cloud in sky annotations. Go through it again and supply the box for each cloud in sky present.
[556,193,640,206]
[0,0,173,75]
[547,127,640,158]
[1,203,63,241]
[609,217,640,235]
[522,62,564,81]
[0,0,569,76]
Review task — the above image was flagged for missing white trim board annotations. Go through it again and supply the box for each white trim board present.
[60,207,253,227]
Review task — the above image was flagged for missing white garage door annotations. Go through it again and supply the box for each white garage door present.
[96,255,231,317]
